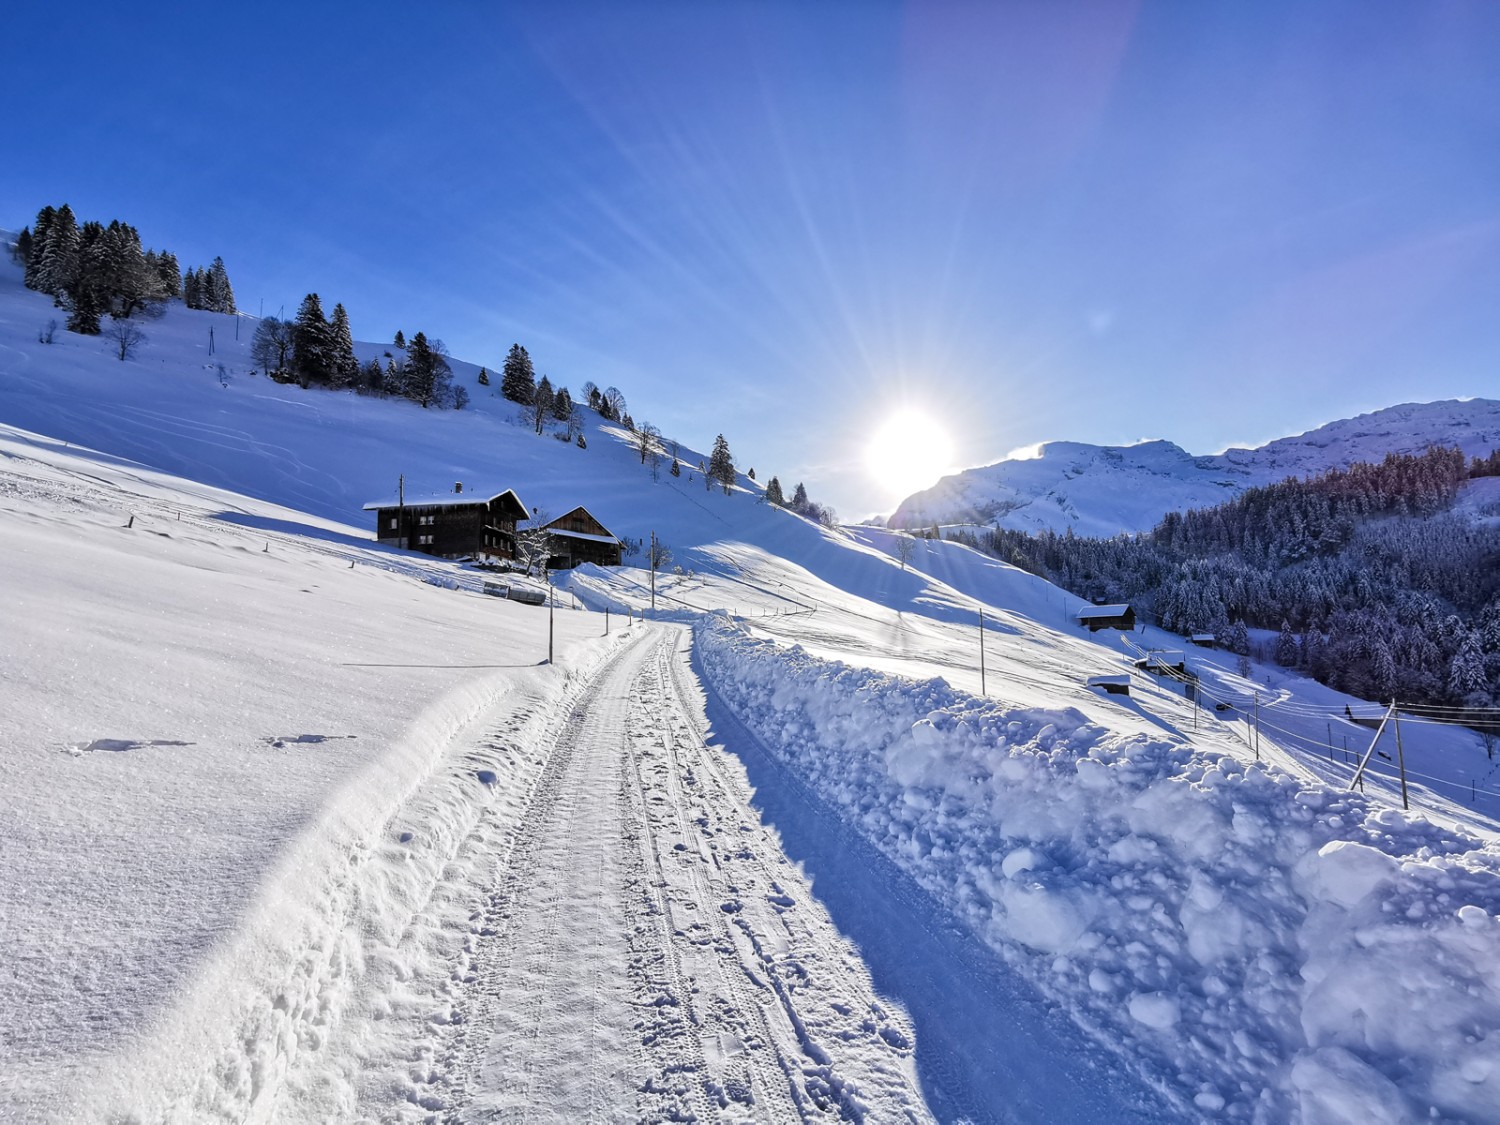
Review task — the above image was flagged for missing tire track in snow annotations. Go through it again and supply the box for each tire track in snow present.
[434,626,930,1122]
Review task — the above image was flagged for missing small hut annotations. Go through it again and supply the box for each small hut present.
[1076,604,1136,632]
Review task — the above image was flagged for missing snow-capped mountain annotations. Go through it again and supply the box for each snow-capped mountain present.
[891,399,1500,536]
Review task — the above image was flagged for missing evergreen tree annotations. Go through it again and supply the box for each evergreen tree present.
[394,329,406,349]
[501,343,536,404]
[360,357,385,395]
[36,204,80,299]
[12,227,32,270]
[552,387,573,421]
[156,251,182,298]
[403,331,453,408]
[708,434,735,495]
[1449,630,1488,700]
[327,303,358,388]
[791,482,809,513]
[183,268,201,309]
[765,476,785,506]
[671,459,681,477]
[385,357,404,398]
[747,468,755,481]
[24,205,55,289]
[203,256,236,314]
[477,366,490,386]
[1274,620,1299,667]
[291,293,331,387]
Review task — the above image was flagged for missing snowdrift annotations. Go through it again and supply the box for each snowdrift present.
[697,616,1500,1122]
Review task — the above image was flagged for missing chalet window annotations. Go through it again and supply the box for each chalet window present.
[419,514,435,526]
[388,517,398,530]
[418,534,434,545]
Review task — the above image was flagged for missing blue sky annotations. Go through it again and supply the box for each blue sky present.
[5,1,1498,517]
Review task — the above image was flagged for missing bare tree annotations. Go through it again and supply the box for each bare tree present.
[106,320,146,361]
[514,509,554,577]
[635,422,665,478]
[250,317,294,379]
[648,536,671,570]
[602,385,627,420]
[894,533,917,570]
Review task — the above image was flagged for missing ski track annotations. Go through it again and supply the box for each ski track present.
[394,626,927,1123]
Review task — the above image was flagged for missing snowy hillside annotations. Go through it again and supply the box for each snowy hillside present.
[891,400,1500,536]
[5,246,1500,1123]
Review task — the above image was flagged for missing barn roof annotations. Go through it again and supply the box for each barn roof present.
[1076,604,1132,619]
[362,487,529,516]
[547,528,620,545]
[543,505,619,543]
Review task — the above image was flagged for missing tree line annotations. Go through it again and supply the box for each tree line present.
[951,446,1500,712]
[10,203,237,335]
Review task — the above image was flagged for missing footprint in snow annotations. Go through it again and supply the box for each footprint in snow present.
[262,734,357,748]
[64,738,194,755]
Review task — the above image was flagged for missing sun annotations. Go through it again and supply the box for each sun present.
[865,410,953,500]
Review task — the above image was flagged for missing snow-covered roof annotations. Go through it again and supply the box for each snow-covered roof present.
[548,528,620,545]
[1140,650,1185,665]
[362,487,526,512]
[1076,604,1132,619]
[1190,633,1216,642]
[1086,675,1131,687]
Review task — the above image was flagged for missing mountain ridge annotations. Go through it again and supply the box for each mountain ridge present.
[891,398,1500,536]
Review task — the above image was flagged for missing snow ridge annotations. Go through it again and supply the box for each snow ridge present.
[696,616,1500,1122]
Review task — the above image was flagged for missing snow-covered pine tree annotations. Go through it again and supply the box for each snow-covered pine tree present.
[394,329,405,349]
[477,367,490,386]
[791,482,809,513]
[291,293,331,387]
[501,344,536,404]
[327,303,358,389]
[23,205,55,289]
[708,434,735,495]
[1275,620,1298,667]
[182,269,200,309]
[36,204,80,301]
[551,387,573,421]
[204,257,236,314]
[765,476,785,506]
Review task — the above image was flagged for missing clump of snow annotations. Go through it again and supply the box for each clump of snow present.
[696,616,1500,1121]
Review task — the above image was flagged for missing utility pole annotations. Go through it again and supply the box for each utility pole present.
[1392,702,1410,811]
[208,325,215,355]
[978,609,986,697]
[1349,700,1397,792]
[548,584,554,664]
[650,531,656,614]
[397,474,405,550]
[1253,692,1260,760]
[605,607,610,636]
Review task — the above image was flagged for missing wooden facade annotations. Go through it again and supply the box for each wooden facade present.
[363,487,530,561]
[1076,604,1136,632]
[543,506,622,569]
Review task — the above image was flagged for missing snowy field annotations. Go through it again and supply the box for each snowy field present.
[4,254,1500,1123]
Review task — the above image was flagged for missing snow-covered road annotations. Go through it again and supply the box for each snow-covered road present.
[334,626,931,1122]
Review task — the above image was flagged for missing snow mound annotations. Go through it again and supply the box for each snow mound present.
[696,616,1500,1122]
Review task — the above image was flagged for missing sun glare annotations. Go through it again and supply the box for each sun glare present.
[865,411,953,500]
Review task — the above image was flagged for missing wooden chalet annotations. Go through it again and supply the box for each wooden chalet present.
[1086,675,1131,697]
[543,506,622,569]
[363,483,530,561]
[1076,604,1136,632]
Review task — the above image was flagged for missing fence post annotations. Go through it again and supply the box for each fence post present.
[979,609,986,697]
[1392,702,1410,811]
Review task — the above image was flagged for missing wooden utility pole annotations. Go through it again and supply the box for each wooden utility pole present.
[1253,692,1260,760]
[1349,700,1397,791]
[548,584,554,664]
[1392,703,1410,810]
[605,607,610,636]
[978,609,986,697]
[650,531,656,614]
[397,474,405,549]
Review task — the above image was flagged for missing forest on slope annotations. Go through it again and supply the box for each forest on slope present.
[955,446,1500,717]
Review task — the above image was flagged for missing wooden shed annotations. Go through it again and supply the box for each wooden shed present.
[1086,675,1131,696]
[363,483,530,561]
[542,506,622,569]
[1076,604,1136,632]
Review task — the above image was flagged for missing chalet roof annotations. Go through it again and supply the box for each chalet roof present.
[1138,650,1185,666]
[1086,675,1131,687]
[1076,604,1132,619]
[363,488,529,518]
[542,505,619,542]
[1190,633,1216,642]
[547,528,620,545]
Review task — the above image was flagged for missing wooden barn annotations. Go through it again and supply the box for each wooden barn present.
[363,483,530,561]
[543,506,622,569]
[1076,604,1136,632]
